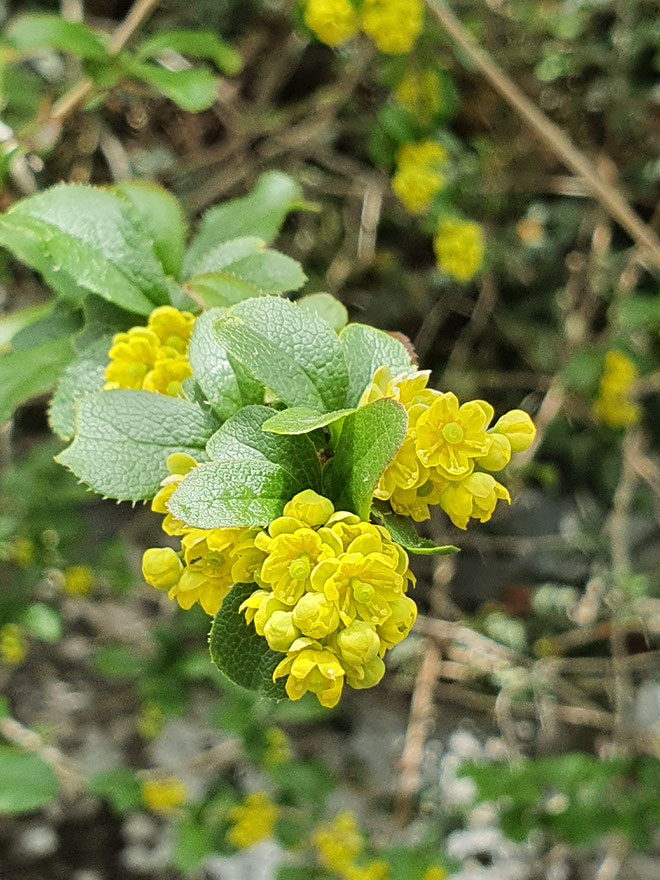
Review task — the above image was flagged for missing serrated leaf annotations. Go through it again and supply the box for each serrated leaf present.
[113,181,186,278]
[56,390,213,501]
[325,399,407,520]
[8,14,108,60]
[215,297,348,412]
[185,272,267,308]
[3,185,171,314]
[340,323,414,406]
[209,582,286,699]
[188,308,262,420]
[0,336,75,424]
[207,405,321,492]
[184,172,302,277]
[372,505,459,556]
[131,62,219,112]
[262,406,355,435]
[168,459,301,529]
[297,293,348,331]
[137,29,242,76]
[187,236,263,276]
[222,250,306,293]
[48,336,111,441]
[0,747,59,814]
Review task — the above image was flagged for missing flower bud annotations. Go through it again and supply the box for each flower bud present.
[478,432,511,472]
[142,547,183,591]
[378,596,417,649]
[491,409,535,453]
[264,611,300,652]
[345,655,386,690]
[336,621,381,667]
[292,592,340,639]
[166,452,197,476]
[283,490,335,527]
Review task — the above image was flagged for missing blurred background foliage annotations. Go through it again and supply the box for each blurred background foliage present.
[0,0,659,878]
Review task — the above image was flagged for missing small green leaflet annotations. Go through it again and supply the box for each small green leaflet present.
[0,336,75,425]
[113,182,186,279]
[168,459,303,529]
[209,582,286,699]
[137,29,242,76]
[262,406,355,435]
[56,390,213,501]
[206,405,322,492]
[372,504,459,556]
[188,309,262,421]
[184,172,302,277]
[297,292,348,331]
[340,323,414,407]
[128,63,220,113]
[186,236,306,293]
[215,296,349,412]
[7,13,108,59]
[326,399,408,520]
[0,747,59,815]
[185,272,269,309]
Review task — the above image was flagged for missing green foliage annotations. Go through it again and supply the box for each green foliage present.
[0,747,59,814]
[136,29,242,76]
[262,406,356,435]
[56,390,214,501]
[373,505,459,556]
[0,336,75,425]
[339,324,413,407]
[88,769,142,813]
[209,582,287,698]
[7,14,108,60]
[113,182,187,278]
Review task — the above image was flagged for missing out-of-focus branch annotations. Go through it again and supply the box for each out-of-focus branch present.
[425,0,660,273]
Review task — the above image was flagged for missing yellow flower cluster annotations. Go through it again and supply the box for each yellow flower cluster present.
[142,777,187,814]
[64,565,93,597]
[142,454,264,617]
[361,0,424,54]
[395,69,444,123]
[239,490,416,709]
[360,366,535,526]
[392,141,448,216]
[104,306,195,398]
[314,812,390,880]
[593,350,641,428]
[434,217,484,282]
[423,869,448,880]
[226,791,279,849]
[0,623,27,666]
[304,0,359,47]
[304,0,423,55]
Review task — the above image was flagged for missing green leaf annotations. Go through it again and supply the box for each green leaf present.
[188,308,263,420]
[88,769,142,813]
[184,172,302,277]
[0,303,52,353]
[339,323,414,407]
[186,236,305,293]
[137,29,242,76]
[262,406,355,435]
[297,293,348,331]
[372,504,459,556]
[215,297,348,412]
[0,336,75,424]
[174,815,215,873]
[209,582,286,699]
[207,405,322,492]
[3,185,171,314]
[186,236,263,276]
[325,399,407,519]
[56,390,213,501]
[131,62,219,112]
[48,336,111,441]
[0,747,59,814]
[185,272,268,308]
[8,14,108,60]
[169,459,302,529]
[22,604,62,643]
[113,181,186,278]
[10,300,82,351]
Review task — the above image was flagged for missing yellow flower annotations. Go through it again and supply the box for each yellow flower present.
[490,409,536,454]
[264,610,301,651]
[0,623,28,666]
[434,218,484,282]
[395,69,444,122]
[392,141,448,215]
[438,471,510,530]
[335,620,381,667]
[64,565,94,597]
[104,306,195,397]
[304,0,359,47]
[167,560,232,616]
[593,350,641,428]
[423,869,448,880]
[263,726,292,767]
[377,594,417,650]
[273,638,346,707]
[388,474,447,522]
[346,861,391,880]
[415,393,493,476]
[142,777,186,814]
[361,0,424,54]
[314,811,363,873]
[292,592,340,639]
[226,792,279,849]
[10,537,34,568]
[142,547,183,591]
[344,654,386,690]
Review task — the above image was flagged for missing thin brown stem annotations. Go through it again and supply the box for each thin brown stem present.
[425,0,660,272]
